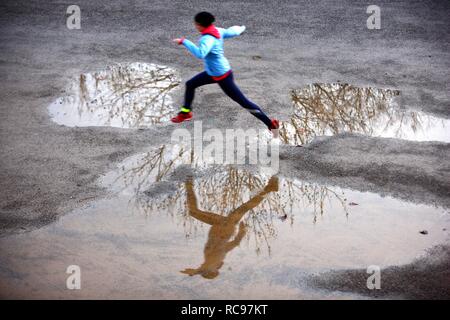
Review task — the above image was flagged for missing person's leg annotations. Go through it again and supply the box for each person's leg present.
[185,179,225,226]
[217,72,273,128]
[183,71,215,112]
[227,176,278,224]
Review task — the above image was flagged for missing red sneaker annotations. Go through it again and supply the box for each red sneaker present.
[269,119,279,130]
[269,119,279,138]
[171,112,193,123]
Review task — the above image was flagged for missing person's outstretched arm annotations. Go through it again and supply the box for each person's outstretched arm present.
[177,35,215,59]
[221,26,246,39]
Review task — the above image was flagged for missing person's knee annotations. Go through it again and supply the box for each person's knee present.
[185,79,194,89]
[238,98,256,110]
[230,90,252,108]
[233,97,253,109]
[223,89,243,104]
[186,78,196,89]
[227,93,240,103]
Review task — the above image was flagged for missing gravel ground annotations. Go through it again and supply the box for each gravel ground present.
[0,0,449,299]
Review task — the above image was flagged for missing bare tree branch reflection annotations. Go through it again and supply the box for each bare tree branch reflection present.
[106,146,351,254]
[56,63,180,128]
[279,83,438,144]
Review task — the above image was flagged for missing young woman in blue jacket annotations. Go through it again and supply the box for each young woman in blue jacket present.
[172,12,279,133]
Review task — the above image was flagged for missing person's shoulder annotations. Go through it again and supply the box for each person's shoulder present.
[200,34,219,43]
[200,33,217,39]
[216,27,226,35]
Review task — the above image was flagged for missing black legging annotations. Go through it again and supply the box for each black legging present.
[183,71,272,128]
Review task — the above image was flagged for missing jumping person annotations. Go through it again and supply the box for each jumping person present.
[172,11,279,134]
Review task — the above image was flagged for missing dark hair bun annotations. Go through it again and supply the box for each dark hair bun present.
[194,11,215,27]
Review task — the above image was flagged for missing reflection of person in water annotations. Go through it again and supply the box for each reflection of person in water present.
[181,176,279,279]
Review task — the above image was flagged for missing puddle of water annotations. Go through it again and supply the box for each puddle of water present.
[0,145,448,299]
[48,62,180,128]
[101,144,193,194]
[279,83,450,145]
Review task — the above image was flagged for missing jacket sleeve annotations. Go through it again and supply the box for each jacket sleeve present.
[181,35,215,59]
[221,26,246,39]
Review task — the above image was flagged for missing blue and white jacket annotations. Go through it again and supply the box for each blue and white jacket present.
[180,24,246,79]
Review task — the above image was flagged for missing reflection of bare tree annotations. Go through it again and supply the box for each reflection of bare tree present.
[126,163,349,255]
[111,145,191,195]
[279,83,427,145]
[74,63,180,127]
[106,144,350,255]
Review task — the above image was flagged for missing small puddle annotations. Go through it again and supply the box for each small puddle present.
[279,83,450,145]
[48,62,180,128]
[0,144,448,298]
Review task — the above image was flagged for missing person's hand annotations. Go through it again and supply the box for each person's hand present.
[173,38,184,45]
[180,268,198,276]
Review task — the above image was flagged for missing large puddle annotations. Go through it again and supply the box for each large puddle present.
[279,84,450,145]
[0,144,449,299]
[48,63,180,128]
